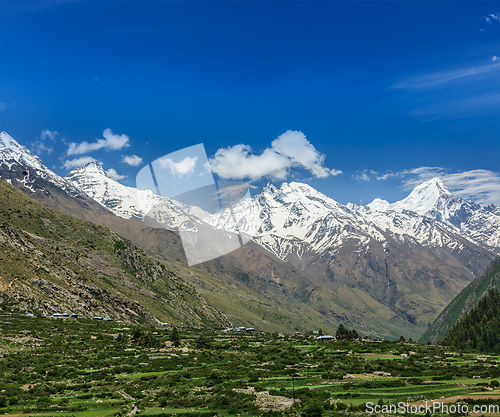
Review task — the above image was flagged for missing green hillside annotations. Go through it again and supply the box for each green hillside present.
[440,288,500,353]
[0,178,228,327]
[2,170,483,339]
[0,178,360,336]
[420,256,500,343]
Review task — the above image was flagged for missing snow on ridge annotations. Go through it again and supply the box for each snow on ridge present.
[1,131,498,259]
[66,161,211,229]
[392,178,452,215]
[0,131,81,195]
[367,198,390,212]
[206,178,500,261]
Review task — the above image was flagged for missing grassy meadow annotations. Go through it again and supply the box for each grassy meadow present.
[0,312,499,417]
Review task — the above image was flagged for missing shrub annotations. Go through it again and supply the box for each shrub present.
[302,402,324,417]
[170,327,180,347]
[195,334,212,349]
[248,370,259,382]
[210,369,227,382]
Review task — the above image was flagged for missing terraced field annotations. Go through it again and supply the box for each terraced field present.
[0,312,499,416]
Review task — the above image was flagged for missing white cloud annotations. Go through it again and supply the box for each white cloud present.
[31,129,59,155]
[485,13,500,24]
[375,167,448,182]
[200,160,212,177]
[352,169,378,181]
[62,156,98,170]
[159,156,198,177]
[392,62,500,89]
[106,168,127,181]
[0,102,7,111]
[392,56,500,120]
[41,129,58,141]
[377,166,500,206]
[209,130,341,182]
[67,128,129,155]
[122,154,143,166]
[32,141,53,155]
[409,93,500,120]
[375,171,398,181]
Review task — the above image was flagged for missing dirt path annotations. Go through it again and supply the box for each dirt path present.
[8,276,20,288]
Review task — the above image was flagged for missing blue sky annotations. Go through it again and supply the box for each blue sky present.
[0,0,499,206]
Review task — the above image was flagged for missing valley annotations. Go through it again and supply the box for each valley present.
[0,131,499,339]
[0,313,499,417]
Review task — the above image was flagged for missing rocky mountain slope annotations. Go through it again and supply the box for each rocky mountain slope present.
[2,131,499,339]
[0,132,351,336]
[420,256,500,343]
[205,181,497,331]
[0,178,228,327]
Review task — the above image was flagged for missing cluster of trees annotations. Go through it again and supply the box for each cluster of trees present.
[335,324,359,341]
[170,327,180,347]
[121,327,163,348]
[440,288,500,354]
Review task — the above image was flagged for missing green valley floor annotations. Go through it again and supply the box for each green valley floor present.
[0,312,499,417]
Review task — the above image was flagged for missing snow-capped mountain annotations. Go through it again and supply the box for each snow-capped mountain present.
[385,178,453,215]
[357,178,500,249]
[200,179,499,332]
[0,132,202,231]
[1,130,499,339]
[58,146,499,277]
[2,128,495,271]
[201,180,498,331]
[0,131,81,196]
[206,181,381,259]
[66,162,208,230]
[205,179,499,267]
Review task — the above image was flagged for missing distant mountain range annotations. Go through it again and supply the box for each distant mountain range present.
[206,179,499,272]
[1,130,499,339]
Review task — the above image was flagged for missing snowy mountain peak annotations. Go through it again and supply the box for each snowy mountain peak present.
[367,198,391,212]
[393,178,452,215]
[0,131,48,173]
[261,182,278,194]
[411,178,452,199]
[69,162,108,178]
[426,178,452,196]
[281,182,316,195]
[0,131,82,196]
[0,131,19,150]
[1,131,34,160]
[65,158,205,228]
